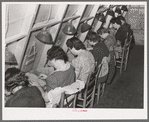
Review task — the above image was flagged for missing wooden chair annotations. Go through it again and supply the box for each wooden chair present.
[95,58,109,104]
[115,30,133,74]
[59,92,76,108]
[124,30,133,70]
[96,82,106,104]
[73,66,101,108]
[106,50,116,84]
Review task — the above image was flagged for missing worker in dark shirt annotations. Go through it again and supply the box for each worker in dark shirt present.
[117,16,135,49]
[5,67,45,107]
[29,46,76,105]
[117,16,131,31]
[111,17,129,47]
[86,31,109,67]
[86,31,110,87]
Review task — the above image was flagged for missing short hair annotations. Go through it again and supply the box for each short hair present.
[110,17,117,24]
[47,46,68,63]
[66,37,86,50]
[5,67,29,92]
[111,17,122,25]
[86,31,100,43]
[117,16,126,22]
[97,27,109,35]
[111,18,122,25]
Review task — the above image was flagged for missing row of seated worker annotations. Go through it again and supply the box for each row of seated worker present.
[4,37,95,107]
[4,15,134,108]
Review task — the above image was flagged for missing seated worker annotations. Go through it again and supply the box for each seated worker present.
[29,46,76,105]
[117,15,135,49]
[66,37,95,83]
[97,27,122,59]
[117,16,131,31]
[108,18,117,36]
[111,17,128,47]
[86,31,109,67]
[33,46,76,92]
[97,28,116,84]
[86,31,110,86]
[5,67,45,107]
[97,27,117,51]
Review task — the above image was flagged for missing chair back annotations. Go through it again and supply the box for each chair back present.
[126,30,133,47]
[115,29,133,74]
[122,30,133,58]
[75,63,100,108]
[95,62,107,103]
[123,30,133,50]
[59,92,76,108]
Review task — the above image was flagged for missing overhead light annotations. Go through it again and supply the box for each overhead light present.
[35,27,53,44]
[81,20,92,33]
[107,9,115,17]
[102,9,115,29]
[62,19,76,35]
[5,47,18,65]
[115,7,121,14]
[121,5,128,11]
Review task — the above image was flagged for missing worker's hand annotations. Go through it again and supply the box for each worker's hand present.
[29,80,40,87]
[25,72,30,77]
[43,85,47,91]
[38,74,47,80]
[116,40,121,46]
[87,47,93,51]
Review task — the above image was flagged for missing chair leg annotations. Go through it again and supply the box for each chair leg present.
[124,57,128,70]
[124,50,129,71]
[101,83,106,97]
[59,92,65,108]
[120,61,123,74]
[91,87,96,108]
[73,94,77,108]
[83,93,87,108]
[120,51,125,74]
[97,83,101,104]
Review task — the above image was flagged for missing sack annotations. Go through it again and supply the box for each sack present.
[64,80,85,94]
[46,80,85,108]
[99,57,109,78]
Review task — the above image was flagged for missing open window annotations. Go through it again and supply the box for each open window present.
[5,4,38,44]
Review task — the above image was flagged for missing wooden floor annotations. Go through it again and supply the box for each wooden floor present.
[93,45,144,108]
